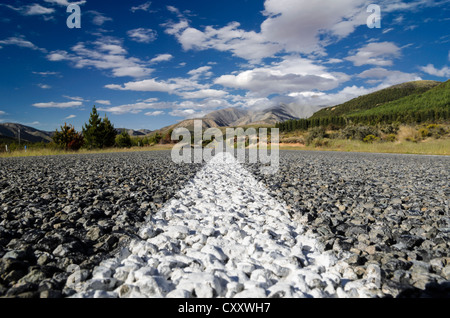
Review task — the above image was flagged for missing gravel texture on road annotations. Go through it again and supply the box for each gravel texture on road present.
[0,150,449,298]
[0,151,202,298]
[245,151,450,297]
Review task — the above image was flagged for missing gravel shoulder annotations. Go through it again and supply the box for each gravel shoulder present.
[0,150,449,298]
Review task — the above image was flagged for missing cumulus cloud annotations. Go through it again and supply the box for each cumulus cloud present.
[163,1,374,62]
[345,42,402,66]
[105,76,208,95]
[47,37,153,78]
[44,0,86,6]
[127,28,158,43]
[215,55,349,97]
[37,83,51,89]
[88,11,113,26]
[179,89,228,100]
[187,66,214,80]
[169,109,197,118]
[150,54,174,63]
[145,111,164,116]
[420,64,450,78]
[358,67,422,85]
[95,100,111,105]
[98,101,173,115]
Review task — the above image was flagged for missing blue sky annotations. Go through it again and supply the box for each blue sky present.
[0,0,449,131]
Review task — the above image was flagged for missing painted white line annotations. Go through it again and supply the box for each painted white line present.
[69,152,382,298]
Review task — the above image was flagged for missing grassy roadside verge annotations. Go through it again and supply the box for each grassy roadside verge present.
[279,138,450,156]
[0,144,175,158]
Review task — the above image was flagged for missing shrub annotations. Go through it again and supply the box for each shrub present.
[161,130,174,144]
[418,128,431,139]
[338,125,379,141]
[115,130,132,148]
[380,123,400,135]
[427,124,447,139]
[363,134,379,143]
[312,138,330,148]
[384,134,397,142]
[306,127,327,145]
[53,123,84,151]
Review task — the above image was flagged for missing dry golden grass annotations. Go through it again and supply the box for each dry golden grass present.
[280,138,450,156]
[0,144,175,158]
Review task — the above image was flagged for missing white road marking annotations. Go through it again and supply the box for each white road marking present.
[69,152,381,298]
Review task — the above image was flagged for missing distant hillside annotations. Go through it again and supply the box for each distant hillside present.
[155,103,319,135]
[115,128,153,136]
[347,80,450,122]
[278,80,449,132]
[0,123,53,143]
[310,80,441,119]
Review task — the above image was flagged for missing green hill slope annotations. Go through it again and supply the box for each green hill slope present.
[311,80,441,119]
[277,80,449,132]
[347,80,450,123]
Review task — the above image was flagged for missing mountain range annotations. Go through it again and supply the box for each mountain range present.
[157,103,321,134]
[0,123,53,144]
[0,79,446,143]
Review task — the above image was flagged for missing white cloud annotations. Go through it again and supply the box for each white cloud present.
[105,76,207,94]
[44,0,86,6]
[127,28,157,43]
[169,109,197,118]
[98,102,171,115]
[167,5,184,18]
[163,0,446,64]
[95,100,111,105]
[0,36,46,53]
[22,4,55,16]
[33,101,83,108]
[33,71,60,76]
[0,111,5,116]
[420,64,450,77]
[47,50,71,61]
[215,55,349,97]
[145,111,164,116]
[150,54,173,63]
[187,66,213,80]
[89,11,113,26]
[37,83,51,89]
[65,114,77,119]
[167,21,280,63]
[163,0,373,62]
[358,67,422,85]
[179,89,228,100]
[131,2,152,13]
[260,0,369,54]
[105,79,177,93]
[47,37,153,78]
[63,96,88,102]
[345,42,402,66]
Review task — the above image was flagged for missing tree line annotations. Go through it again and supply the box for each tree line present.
[277,108,450,132]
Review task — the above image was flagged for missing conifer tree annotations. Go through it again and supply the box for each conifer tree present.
[100,115,116,148]
[83,106,102,149]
